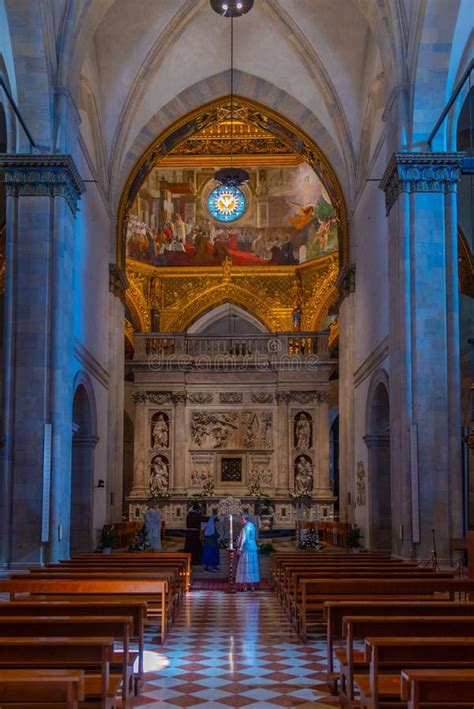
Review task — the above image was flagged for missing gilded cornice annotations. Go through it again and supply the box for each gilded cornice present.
[379,152,464,216]
[126,254,338,334]
[0,154,86,216]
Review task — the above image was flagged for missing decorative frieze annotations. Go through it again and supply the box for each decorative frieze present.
[132,390,186,405]
[379,152,463,216]
[251,392,274,404]
[219,392,243,404]
[187,392,214,404]
[0,154,86,216]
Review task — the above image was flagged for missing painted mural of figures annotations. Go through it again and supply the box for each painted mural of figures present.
[294,455,313,494]
[150,455,169,494]
[152,413,169,448]
[295,412,312,450]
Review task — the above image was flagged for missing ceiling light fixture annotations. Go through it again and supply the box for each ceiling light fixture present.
[211,0,254,187]
[210,0,254,18]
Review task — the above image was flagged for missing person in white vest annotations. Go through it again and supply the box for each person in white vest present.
[144,504,162,551]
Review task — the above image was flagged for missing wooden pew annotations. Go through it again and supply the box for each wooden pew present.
[0,616,133,702]
[68,552,192,591]
[324,600,474,692]
[10,570,179,626]
[0,637,117,709]
[356,637,474,709]
[299,578,474,641]
[401,668,474,708]
[0,600,147,681]
[0,669,85,709]
[340,615,474,704]
[0,578,168,642]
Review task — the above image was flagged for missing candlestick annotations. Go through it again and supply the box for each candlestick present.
[229,513,233,550]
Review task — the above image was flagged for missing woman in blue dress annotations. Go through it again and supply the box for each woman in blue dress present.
[202,515,220,572]
[236,514,260,591]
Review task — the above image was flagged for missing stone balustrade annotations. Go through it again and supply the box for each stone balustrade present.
[133,331,330,361]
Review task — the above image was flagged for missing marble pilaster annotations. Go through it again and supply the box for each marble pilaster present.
[276,391,291,494]
[380,152,464,560]
[0,154,85,565]
[172,393,187,493]
[315,393,332,496]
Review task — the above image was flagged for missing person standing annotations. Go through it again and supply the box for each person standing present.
[202,515,220,572]
[236,514,260,591]
[184,502,208,565]
[144,504,162,551]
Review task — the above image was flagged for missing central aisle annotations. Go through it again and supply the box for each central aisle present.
[133,590,338,708]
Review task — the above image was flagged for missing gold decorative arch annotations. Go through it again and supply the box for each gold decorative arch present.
[166,282,284,333]
[117,95,349,271]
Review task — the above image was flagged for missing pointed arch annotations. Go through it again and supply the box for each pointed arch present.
[166,283,285,334]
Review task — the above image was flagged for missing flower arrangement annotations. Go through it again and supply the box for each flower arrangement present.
[98,525,117,552]
[347,524,363,550]
[147,490,172,506]
[128,525,151,552]
[289,491,313,507]
[257,541,275,555]
[297,527,321,550]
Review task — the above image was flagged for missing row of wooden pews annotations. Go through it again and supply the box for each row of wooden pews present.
[0,551,191,708]
[272,550,474,708]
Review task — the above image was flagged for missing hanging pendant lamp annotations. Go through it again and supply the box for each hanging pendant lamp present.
[211,0,253,186]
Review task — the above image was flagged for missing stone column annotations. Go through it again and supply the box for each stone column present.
[276,391,291,494]
[172,392,187,494]
[380,152,463,560]
[364,433,391,551]
[0,155,85,565]
[315,392,332,496]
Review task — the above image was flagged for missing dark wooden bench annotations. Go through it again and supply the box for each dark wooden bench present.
[0,616,134,702]
[0,636,118,709]
[323,599,474,692]
[0,599,147,681]
[299,578,474,641]
[0,669,85,709]
[340,615,474,704]
[401,668,474,708]
[356,637,474,709]
[0,578,168,642]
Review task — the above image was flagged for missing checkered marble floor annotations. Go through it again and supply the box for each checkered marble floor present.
[132,590,340,708]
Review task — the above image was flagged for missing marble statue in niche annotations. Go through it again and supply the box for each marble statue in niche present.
[249,466,273,487]
[149,454,169,494]
[190,411,273,450]
[294,411,312,450]
[294,454,314,494]
[356,461,366,506]
[151,412,169,449]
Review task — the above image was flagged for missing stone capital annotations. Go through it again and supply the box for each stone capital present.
[363,433,390,449]
[0,154,86,216]
[109,263,129,304]
[335,264,355,300]
[379,152,464,215]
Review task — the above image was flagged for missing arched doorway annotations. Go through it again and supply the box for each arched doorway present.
[71,379,98,554]
[364,371,391,551]
[329,414,339,515]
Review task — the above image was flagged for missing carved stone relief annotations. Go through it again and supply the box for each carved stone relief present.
[191,411,273,450]
[187,392,213,404]
[356,461,366,506]
[219,392,243,404]
[248,458,273,488]
[190,453,214,487]
[251,392,274,404]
